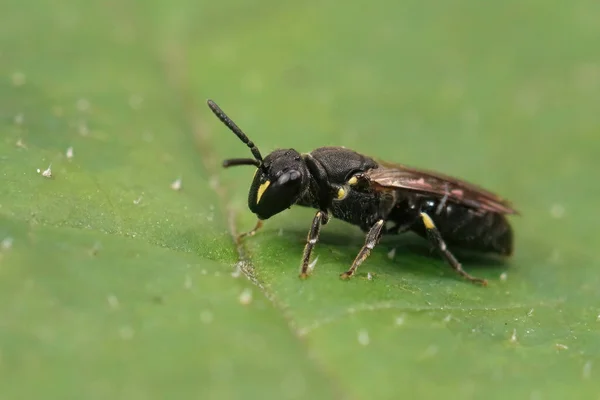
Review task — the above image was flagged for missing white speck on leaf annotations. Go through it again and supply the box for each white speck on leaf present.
[41,165,52,178]
[443,314,452,323]
[209,175,219,190]
[118,325,135,340]
[1,237,13,250]
[239,288,253,305]
[550,203,565,219]
[76,98,90,112]
[16,139,27,149]
[11,71,26,86]
[527,308,534,317]
[358,329,370,346]
[555,343,568,351]
[367,272,373,280]
[395,315,405,326]
[184,274,192,289]
[107,294,119,309]
[387,248,396,260]
[510,328,518,344]
[231,263,242,278]
[14,113,24,125]
[133,196,143,205]
[66,146,74,160]
[170,177,182,191]
[583,360,592,379]
[200,310,213,324]
[500,272,508,281]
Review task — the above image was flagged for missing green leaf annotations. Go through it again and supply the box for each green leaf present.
[2,0,599,399]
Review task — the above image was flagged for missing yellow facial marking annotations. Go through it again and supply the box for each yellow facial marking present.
[256,180,271,204]
[347,176,358,185]
[420,212,435,230]
[337,187,346,200]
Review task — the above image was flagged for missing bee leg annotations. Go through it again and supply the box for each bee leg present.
[236,219,263,244]
[340,219,385,279]
[419,212,488,286]
[299,211,329,278]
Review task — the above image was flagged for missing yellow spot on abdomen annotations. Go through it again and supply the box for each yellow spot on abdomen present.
[256,180,271,204]
[337,187,346,200]
[347,176,358,185]
[420,212,436,229]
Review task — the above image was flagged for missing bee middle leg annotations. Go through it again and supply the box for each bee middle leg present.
[340,219,385,279]
[299,211,329,278]
[419,212,488,286]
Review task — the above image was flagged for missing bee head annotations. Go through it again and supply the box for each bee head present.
[207,100,309,220]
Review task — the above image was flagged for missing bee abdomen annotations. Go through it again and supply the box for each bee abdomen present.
[414,199,514,255]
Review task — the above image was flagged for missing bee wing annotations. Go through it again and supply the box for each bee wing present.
[367,161,518,215]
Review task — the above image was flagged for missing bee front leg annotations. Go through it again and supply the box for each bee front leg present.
[236,219,263,244]
[299,211,329,278]
[419,212,488,286]
[340,219,385,279]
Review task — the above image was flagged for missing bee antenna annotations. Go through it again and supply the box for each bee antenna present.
[207,99,263,164]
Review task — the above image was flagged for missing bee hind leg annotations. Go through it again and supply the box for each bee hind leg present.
[419,212,488,286]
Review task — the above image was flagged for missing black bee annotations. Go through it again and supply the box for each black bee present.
[207,99,518,285]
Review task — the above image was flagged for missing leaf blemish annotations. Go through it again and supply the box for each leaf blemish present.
[527,308,534,317]
[38,164,52,178]
[184,274,192,289]
[170,177,182,191]
[11,71,26,86]
[66,146,74,160]
[16,138,27,149]
[387,248,396,260]
[550,204,565,219]
[118,326,135,340]
[107,294,119,309]
[129,94,144,110]
[358,329,370,346]
[14,113,24,125]
[200,310,213,324]
[583,361,592,379]
[1,237,13,251]
[509,329,518,344]
[76,98,90,112]
[239,288,253,305]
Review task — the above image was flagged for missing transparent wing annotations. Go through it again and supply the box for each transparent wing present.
[367,161,518,215]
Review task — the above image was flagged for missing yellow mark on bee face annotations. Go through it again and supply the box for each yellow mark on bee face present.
[256,180,271,204]
[347,176,358,185]
[420,212,435,229]
[337,187,346,200]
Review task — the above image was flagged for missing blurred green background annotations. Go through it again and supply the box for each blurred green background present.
[1,0,599,398]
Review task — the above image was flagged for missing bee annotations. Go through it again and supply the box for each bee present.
[207,99,518,285]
